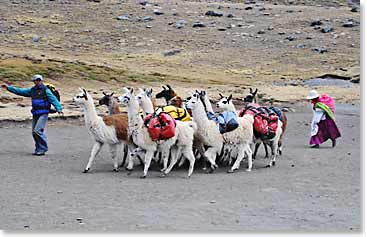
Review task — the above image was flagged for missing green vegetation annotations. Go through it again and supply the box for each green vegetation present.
[0,57,187,84]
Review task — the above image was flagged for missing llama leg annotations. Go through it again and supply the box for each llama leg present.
[204,147,218,173]
[160,148,170,172]
[228,145,245,173]
[141,150,154,178]
[109,144,119,172]
[183,148,196,177]
[253,142,260,160]
[126,144,137,172]
[84,142,103,173]
[178,147,187,167]
[278,139,283,155]
[263,142,269,158]
[245,144,253,172]
[267,142,278,167]
[119,143,129,168]
[163,147,179,176]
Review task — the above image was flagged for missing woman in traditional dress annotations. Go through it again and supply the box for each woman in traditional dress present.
[306,90,341,148]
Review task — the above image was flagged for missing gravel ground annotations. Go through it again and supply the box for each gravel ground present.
[0,104,360,232]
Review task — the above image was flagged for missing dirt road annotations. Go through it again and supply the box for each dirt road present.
[0,104,360,232]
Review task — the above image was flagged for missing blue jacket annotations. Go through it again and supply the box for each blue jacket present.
[7,84,62,115]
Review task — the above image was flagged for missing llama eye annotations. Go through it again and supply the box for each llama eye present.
[223,101,227,104]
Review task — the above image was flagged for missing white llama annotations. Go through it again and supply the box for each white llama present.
[215,94,254,172]
[135,88,197,177]
[185,91,223,172]
[73,88,129,172]
[119,87,195,178]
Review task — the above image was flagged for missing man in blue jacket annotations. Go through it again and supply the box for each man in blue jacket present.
[1,75,63,156]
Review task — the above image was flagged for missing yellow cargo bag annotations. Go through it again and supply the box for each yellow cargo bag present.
[158,105,191,122]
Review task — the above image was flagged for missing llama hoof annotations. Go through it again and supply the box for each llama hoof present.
[125,167,133,172]
[271,161,276,166]
[159,173,166,178]
[83,168,89,173]
[265,164,271,168]
[140,175,146,179]
[246,168,252,172]
[160,168,166,172]
[227,169,234,173]
[202,167,207,171]
[206,168,214,174]
[113,168,119,172]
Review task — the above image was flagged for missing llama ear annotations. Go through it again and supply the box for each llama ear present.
[103,91,107,96]
[162,85,167,90]
[82,88,88,100]
[219,93,224,98]
[79,87,84,93]
[250,88,253,94]
[122,87,129,93]
[228,94,233,101]
[147,88,153,97]
[129,88,134,94]
[166,84,172,90]
[110,92,114,96]
[254,88,258,96]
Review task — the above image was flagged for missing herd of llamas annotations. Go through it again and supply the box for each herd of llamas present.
[72,85,287,178]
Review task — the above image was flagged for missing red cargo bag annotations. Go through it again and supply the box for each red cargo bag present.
[144,112,176,141]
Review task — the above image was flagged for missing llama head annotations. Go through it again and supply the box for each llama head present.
[244,88,258,103]
[155,84,176,102]
[216,93,234,110]
[185,91,201,110]
[136,88,153,106]
[99,91,114,106]
[118,87,135,106]
[73,87,92,106]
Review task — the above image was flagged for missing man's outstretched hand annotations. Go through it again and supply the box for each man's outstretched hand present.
[1,84,8,90]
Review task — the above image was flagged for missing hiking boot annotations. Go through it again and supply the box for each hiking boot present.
[310,144,319,149]
[32,152,45,156]
[332,139,336,148]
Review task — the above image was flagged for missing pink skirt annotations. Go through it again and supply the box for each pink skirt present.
[309,117,341,145]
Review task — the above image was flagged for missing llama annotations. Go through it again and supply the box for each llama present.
[73,88,129,173]
[119,87,195,178]
[185,92,223,172]
[99,92,121,115]
[155,84,176,105]
[136,88,197,177]
[215,94,254,172]
[98,92,142,169]
[244,88,287,159]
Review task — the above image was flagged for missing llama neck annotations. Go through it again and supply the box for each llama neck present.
[127,99,143,128]
[224,103,237,113]
[140,99,154,114]
[203,96,214,113]
[82,99,100,125]
[109,98,120,115]
[192,100,210,126]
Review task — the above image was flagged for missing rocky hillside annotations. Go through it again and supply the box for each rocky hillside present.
[0,0,360,110]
